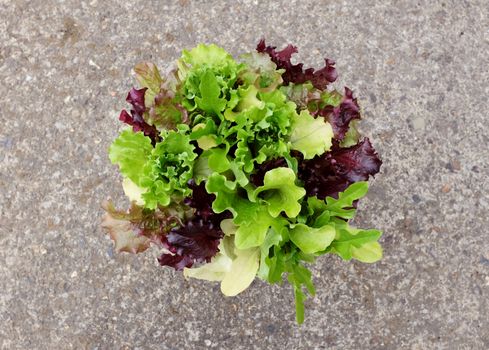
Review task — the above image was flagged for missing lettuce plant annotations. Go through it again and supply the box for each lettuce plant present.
[102,40,382,323]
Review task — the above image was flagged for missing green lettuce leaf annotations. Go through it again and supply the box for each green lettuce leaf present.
[339,120,361,148]
[181,43,236,68]
[234,205,276,249]
[221,246,260,296]
[192,154,212,184]
[183,253,232,281]
[140,125,197,208]
[287,262,315,324]
[252,167,306,218]
[323,181,369,219]
[289,110,333,159]
[178,44,242,119]
[351,241,383,263]
[205,173,239,213]
[109,129,153,186]
[320,89,343,107]
[289,223,335,254]
[207,147,231,173]
[195,69,227,115]
[257,227,284,280]
[329,222,382,262]
[183,234,260,296]
[206,173,286,249]
[191,119,219,150]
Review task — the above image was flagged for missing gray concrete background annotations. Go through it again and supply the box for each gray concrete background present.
[1,0,488,349]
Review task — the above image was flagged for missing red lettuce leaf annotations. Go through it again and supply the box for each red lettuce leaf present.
[158,219,224,270]
[101,211,151,254]
[158,180,231,270]
[102,197,225,271]
[184,180,216,222]
[148,89,188,130]
[315,87,361,140]
[298,138,382,199]
[184,180,232,224]
[256,39,338,90]
[101,200,184,253]
[157,254,194,270]
[119,87,160,144]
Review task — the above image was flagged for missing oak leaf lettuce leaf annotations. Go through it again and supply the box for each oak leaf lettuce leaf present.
[299,138,381,199]
[328,221,382,262]
[256,39,338,89]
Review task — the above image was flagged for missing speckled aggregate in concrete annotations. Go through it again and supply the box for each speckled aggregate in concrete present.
[1,0,488,349]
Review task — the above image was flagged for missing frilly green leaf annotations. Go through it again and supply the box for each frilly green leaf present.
[252,167,306,218]
[139,126,197,208]
[181,43,236,68]
[109,129,153,186]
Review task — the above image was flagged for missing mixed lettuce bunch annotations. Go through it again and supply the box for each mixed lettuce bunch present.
[102,40,382,323]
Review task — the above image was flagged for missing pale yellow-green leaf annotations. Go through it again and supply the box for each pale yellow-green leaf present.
[220,219,237,236]
[289,224,336,254]
[122,178,146,206]
[221,247,259,296]
[197,135,218,150]
[183,254,233,282]
[351,241,383,263]
[290,110,333,159]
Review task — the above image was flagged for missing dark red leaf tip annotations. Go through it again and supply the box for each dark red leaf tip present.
[256,39,338,89]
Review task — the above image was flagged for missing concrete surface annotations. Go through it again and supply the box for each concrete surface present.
[1,0,488,349]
